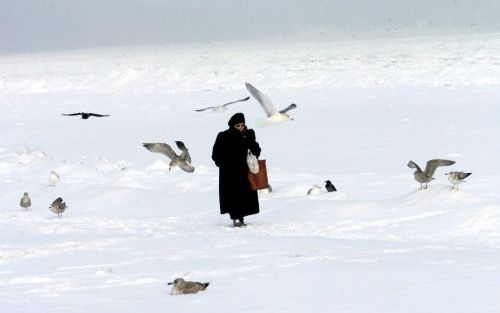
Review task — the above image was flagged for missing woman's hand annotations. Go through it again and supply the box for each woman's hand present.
[244,129,256,142]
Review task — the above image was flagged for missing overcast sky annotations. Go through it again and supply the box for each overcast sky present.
[1,0,500,52]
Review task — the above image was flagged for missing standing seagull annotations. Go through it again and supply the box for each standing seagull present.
[307,184,322,196]
[142,141,195,173]
[49,197,66,218]
[49,170,60,186]
[62,112,110,119]
[245,82,297,122]
[20,192,31,210]
[167,278,210,295]
[194,96,250,112]
[407,159,455,189]
[445,171,472,190]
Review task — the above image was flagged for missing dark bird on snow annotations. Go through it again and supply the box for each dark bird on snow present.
[194,96,250,112]
[62,112,110,119]
[20,192,31,209]
[445,171,472,190]
[142,141,195,173]
[49,197,67,218]
[167,278,210,295]
[325,180,337,192]
[407,159,455,189]
[245,82,297,122]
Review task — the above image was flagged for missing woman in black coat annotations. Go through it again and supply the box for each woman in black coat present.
[212,113,261,227]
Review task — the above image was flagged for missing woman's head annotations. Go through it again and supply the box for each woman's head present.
[228,113,246,132]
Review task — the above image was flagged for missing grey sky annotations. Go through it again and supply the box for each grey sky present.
[1,0,500,52]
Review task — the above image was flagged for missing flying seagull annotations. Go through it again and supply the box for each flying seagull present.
[445,171,472,190]
[168,278,210,295]
[62,112,110,119]
[49,197,67,218]
[142,141,195,173]
[194,96,250,112]
[407,159,455,189]
[245,82,297,122]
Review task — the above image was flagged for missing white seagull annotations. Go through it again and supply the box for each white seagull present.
[49,170,60,186]
[307,184,322,196]
[143,141,195,173]
[245,82,297,122]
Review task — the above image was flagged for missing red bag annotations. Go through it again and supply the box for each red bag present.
[248,159,270,190]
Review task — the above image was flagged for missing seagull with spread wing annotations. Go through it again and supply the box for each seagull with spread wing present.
[407,159,455,189]
[62,112,110,119]
[142,141,194,173]
[194,96,250,112]
[245,82,297,122]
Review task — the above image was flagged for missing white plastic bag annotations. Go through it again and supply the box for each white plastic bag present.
[247,151,259,174]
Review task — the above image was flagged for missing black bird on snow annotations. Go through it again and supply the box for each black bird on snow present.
[62,112,110,119]
[325,180,337,192]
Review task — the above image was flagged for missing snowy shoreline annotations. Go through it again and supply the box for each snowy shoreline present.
[1,34,499,312]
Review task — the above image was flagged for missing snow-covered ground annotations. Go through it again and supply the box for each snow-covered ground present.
[1,33,499,312]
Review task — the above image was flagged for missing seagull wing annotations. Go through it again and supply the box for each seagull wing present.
[424,159,455,177]
[178,161,195,173]
[245,83,276,117]
[461,172,472,179]
[407,160,422,172]
[62,113,83,116]
[182,281,206,293]
[143,143,178,160]
[51,197,63,206]
[279,103,297,114]
[175,141,192,164]
[175,141,187,150]
[221,96,250,108]
[194,106,215,112]
[456,172,472,180]
[88,113,110,117]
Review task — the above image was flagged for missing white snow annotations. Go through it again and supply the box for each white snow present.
[1,34,499,312]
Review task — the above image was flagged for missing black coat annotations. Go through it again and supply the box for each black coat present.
[212,127,261,219]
